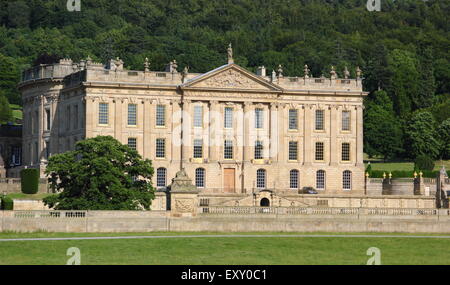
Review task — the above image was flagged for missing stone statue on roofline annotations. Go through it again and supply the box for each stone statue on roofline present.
[304,64,310,79]
[343,66,350,79]
[227,43,234,64]
[144,57,150,72]
[277,64,283,78]
[115,57,124,71]
[356,66,362,79]
[330,66,337,79]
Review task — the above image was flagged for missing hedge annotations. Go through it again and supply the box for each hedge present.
[368,170,450,178]
[1,196,13,210]
[20,168,40,194]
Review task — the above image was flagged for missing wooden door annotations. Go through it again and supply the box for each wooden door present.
[224,169,235,193]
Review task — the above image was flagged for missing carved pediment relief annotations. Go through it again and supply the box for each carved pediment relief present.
[198,69,268,90]
[184,65,282,92]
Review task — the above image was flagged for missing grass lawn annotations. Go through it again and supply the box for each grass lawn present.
[9,104,22,123]
[6,193,52,200]
[0,232,448,265]
[364,154,450,172]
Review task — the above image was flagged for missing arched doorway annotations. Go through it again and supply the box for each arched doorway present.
[260,198,270,207]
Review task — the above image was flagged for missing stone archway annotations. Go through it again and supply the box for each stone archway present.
[260,197,270,207]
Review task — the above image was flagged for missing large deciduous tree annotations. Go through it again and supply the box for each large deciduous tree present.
[404,111,440,160]
[43,136,155,210]
[363,90,403,160]
[437,118,450,160]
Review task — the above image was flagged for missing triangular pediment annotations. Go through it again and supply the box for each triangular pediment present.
[181,64,282,92]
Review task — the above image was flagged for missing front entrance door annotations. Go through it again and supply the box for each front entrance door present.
[224,168,235,193]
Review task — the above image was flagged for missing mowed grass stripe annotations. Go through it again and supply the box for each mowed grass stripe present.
[1,234,450,242]
[0,235,449,265]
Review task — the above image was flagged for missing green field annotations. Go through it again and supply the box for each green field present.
[0,232,448,265]
[364,158,450,172]
[6,193,52,200]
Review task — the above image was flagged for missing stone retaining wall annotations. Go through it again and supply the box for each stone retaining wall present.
[1,208,449,233]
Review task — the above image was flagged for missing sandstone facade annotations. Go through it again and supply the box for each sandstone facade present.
[18,54,367,202]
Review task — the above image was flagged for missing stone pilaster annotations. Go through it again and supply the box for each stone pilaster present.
[330,105,338,166]
[303,104,312,166]
[143,99,151,159]
[269,102,278,162]
[181,99,192,164]
[356,105,364,167]
[243,102,252,162]
[209,100,220,162]
[113,98,122,142]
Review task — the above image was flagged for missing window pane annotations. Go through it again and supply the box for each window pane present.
[289,141,298,160]
[156,105,166,126]
[224,140,233,159]
[315,142,324,161]
[128,104,137,126]
[316,170,325,190]
[193,139,203,158]
[195,168,205,188]
[289,109,298,130]
[343,170,352,190]
[342,111,350,131]
[256,169,266,189]
[254,141,263,159]
[157,168,166,187]
[99,103,109,124]
[342,143,350,161]
[128,138,137,150]
[255,108,263,129]
[290,170,299,189]
[224,107,233,128]
[194,105,203,127]
[156,138,165,158]
[315,110,324,130]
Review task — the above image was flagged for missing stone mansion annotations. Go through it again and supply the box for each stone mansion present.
[18,47,368,198]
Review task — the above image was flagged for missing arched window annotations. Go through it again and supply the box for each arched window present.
[256,169,266,189]
[156,168,166,188]
[290,170,299,189]
[343,170,352,190]
[195,168,205,188]
[316,170,326,190]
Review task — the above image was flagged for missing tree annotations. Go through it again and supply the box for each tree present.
[0,53,21,105]
[364,91,403,160]
[437,118,450,160]
[386,49,420,117]
[0,93,12,124]
[417,47,436,109]
[43,136,155,210]
[404,111,440,160]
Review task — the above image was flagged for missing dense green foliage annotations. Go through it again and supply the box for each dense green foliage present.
[369,169,449,179]
[0,0,448,160]
[43,136,155,210]
[0,196,14,210]
[0,93,12,124]
[20,168,40,194]
[414,155,435,172]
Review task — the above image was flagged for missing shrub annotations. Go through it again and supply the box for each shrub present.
[414,155,435,171]
[20,168,40,194]
[365,164,373,176]
[370,169,449,178]
[1,196,13,210]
